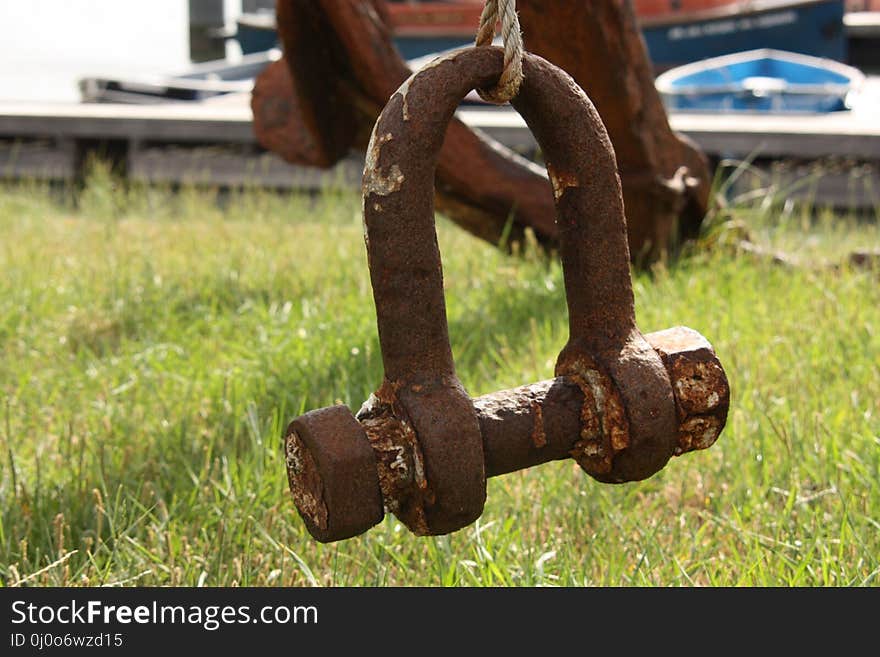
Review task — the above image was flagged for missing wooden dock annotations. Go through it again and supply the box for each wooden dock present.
[2,82,879,208]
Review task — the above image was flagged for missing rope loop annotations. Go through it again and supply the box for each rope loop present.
[475,0,524,104]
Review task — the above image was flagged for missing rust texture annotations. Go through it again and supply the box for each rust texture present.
[283,47,728,543]
[284,427,328,532]
[253,0,553,248]
[516,0,712,259]
[644,327,731,455]
[284,405,384,542]
[252,0,711,260]
[504,49,679,483]
[564,364,630,478]
[530,402,547,449]
[251,59,334,169]
[474,331,728,479]
[283,330,730,541]
[356,381,431,536]
[362,49,496,536]
[251,2,359,167]
[473,378,585,477]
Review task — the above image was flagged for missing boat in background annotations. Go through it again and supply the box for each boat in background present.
[234,2,482,60]
[79,49,282,104]
[655,47,865,112]
[77,46,483,105]
[233,10,279,56]
[636,0,848,71]
[233,1,854,72]
[81,0,866,105]
[385,0,483,59]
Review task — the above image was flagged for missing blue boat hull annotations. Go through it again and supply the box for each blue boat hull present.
[642,0,847,70]
[235,22,280,55]
[664,89,848,112]
[655,48,863,113]
[236,1,849,70]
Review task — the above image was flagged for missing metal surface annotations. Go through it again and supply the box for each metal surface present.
[284,337,730,542]
[505,50,679,483]
[253,0,714,259]
[477,327,730,479]
[284,46,729,543]
[515,0,712,260]
[285,405,384,542]
[251,2,358,167]
[251,0,554,248]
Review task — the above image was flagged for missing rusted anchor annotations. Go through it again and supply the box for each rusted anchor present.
[284,47,730,543]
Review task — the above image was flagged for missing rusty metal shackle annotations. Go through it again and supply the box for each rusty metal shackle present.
[284,47,730,543]
[506,50,679,484]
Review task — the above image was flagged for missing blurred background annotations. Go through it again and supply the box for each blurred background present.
[0,0,273,103]
[1,0,876,208]
[1,0,876,103]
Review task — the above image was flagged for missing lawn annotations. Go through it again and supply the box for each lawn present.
[1,168,878,586]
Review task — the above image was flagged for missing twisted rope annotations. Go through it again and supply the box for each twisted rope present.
[475,0,524,104]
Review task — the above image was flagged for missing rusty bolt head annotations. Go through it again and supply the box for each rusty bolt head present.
[284,405,384,543]
[644,326,730,456]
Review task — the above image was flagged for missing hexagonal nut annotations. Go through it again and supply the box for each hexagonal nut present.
[284,405,384,542]
[644,326,730,455]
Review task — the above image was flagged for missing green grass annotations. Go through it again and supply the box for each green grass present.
[0,167,878,587]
